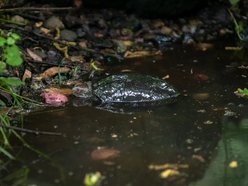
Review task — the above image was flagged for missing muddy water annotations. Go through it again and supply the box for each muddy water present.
[6,43,248,186]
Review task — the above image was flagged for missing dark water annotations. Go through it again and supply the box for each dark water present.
[4,43,248,186]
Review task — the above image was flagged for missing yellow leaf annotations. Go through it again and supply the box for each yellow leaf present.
[229,161,238,168]
[160,169,180,179]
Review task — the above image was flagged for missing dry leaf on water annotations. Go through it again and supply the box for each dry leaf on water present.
[124,50,162,58]
[91,148,120,161]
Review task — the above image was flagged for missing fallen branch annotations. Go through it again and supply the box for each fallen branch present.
[0,7,74,12]
[0,123,62,136]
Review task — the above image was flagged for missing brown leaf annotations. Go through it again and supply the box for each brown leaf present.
[27,48,43,62]
[193,73,209,81]
[44,87,73,96]
[38,67,70,79]
[91,148,120,161]
[22,69,32,81]
[124,50,162,58]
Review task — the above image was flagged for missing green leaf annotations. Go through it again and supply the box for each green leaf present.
[0,62,6,73]
[6,37,16,45]
[5,45,23,66]
[0,77,24,87]
[229,0,240,6]
[0,37,6,47]
[0,146,14,159]
[10,33,21,41]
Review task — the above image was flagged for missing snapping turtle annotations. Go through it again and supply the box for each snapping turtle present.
[73,73,179,108]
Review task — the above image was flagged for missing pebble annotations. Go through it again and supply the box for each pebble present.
[44,16,64,30]
[60,29,78,41]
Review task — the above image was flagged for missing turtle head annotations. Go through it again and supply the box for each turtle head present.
[72,81,92,100]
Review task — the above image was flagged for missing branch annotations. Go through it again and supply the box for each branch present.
[0,123,62,136]
[0,6,74,12]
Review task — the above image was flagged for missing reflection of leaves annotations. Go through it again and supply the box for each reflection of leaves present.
[0,146,14,159]
[2,167,29,186]
[229,0,240,6]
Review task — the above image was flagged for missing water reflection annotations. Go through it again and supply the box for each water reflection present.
[191,108,248,186]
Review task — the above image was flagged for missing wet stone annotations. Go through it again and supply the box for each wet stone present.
[44,16,64,30]
[60,29,78,41]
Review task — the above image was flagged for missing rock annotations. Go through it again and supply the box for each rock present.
[44,16,64,30]
[60,29,78,41]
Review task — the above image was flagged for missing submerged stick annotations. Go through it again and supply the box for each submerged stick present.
[0,123,62,136]
[0,7,74,12]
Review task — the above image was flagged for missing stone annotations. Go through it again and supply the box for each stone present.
[44,16,64,30]
[60,29,78,41]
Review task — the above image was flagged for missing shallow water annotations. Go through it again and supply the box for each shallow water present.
[3,42,248,186]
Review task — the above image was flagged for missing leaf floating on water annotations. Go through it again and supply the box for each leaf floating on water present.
[192,93,209,101]
[192,154,205,163]
[91,148,120,161]
[194,43,214,51]
[160,169,180,179]
[37,67,70,80]
[124,50,162,58]
[84,172,104,186]
[193,73,209,81]
[224,46,242,51]
[149,163,189,171]
[229,161,238,168]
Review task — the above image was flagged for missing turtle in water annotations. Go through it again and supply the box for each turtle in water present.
[73,73,179,109]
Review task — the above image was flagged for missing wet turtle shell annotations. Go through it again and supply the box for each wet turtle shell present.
[92,74,179,106]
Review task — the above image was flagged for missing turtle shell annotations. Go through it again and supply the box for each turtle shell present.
[92,74,179,106]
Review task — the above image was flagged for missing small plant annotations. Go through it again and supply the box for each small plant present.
[0,30,24,159]
[235,88,248,98]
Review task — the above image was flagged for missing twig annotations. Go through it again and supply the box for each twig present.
[0,123,62,136]
[0,7,74,12]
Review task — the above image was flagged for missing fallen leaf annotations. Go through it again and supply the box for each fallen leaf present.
[38,67,70,80]
[192,93,209,101]
[35,21,43,28]
[149,163,189,171]
[192,154,205,163]
[193,73,209,81]
[225,46,242,51]
[22,69,32,81]
[229,161,238,168]
[70,55,85,63]
[44,87,73,96]
[40,27,50,35]
[160,169,180,179]
[195,43,214,51]
[27,48,43,62]
[91,148,120,161]
[124,50,162,58]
